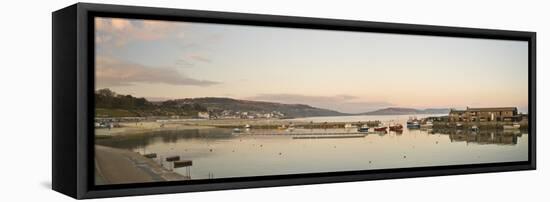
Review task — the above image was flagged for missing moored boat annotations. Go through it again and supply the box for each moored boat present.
[357,125,370,132]
[389,124,403,131]
[374,126,387,132]
[420,121,433,128]
[407,122,420,129]
[406,117,420,129]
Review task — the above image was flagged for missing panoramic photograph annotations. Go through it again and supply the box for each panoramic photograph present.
[93,17,529,185]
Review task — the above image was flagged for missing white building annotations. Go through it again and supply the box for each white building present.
[197,112,210,119]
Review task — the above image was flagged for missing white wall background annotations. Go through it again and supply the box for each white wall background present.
[0,0,546,201]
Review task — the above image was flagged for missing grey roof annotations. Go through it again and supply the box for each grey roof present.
[466,107,517,112]
[449,109,466,113]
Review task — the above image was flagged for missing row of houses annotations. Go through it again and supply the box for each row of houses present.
[198,110,286,120]
[448,107,525,122]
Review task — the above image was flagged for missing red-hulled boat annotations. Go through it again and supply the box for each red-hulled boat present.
[389,124,403,131]
[374,126,387,132]
[390,124,403,130]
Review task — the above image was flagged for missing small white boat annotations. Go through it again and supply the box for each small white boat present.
[357,125,369,132]
[421,121,433,128]
[503,123,521,130]
[470,125,479,132]
[406,117,421,129]
[233,128,242,133]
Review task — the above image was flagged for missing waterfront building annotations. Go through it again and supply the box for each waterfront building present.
[449,107,518,122]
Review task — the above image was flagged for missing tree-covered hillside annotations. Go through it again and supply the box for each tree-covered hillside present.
[95,89,207,117]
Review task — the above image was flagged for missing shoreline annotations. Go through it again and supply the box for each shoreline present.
[95,145,188,185]
[95,121,216,136]
[95,114,529,137]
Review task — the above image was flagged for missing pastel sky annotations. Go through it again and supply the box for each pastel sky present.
[95,17,529,113]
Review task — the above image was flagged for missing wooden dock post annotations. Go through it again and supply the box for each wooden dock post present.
[173,160,193,177]
[166,155,180,162]
[143,153,157,158]
[173,160,193,168]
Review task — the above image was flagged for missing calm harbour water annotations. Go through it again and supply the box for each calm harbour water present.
[97,114,528,180]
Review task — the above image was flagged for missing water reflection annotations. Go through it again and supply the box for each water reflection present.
[96,128,234,150]
[96,127,528,180]
[431,128,523,145]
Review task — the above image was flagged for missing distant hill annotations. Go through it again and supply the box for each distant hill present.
[362,107,450,115]
[170,97,348,118]
[422,108,451,114]
[95,89,449,118]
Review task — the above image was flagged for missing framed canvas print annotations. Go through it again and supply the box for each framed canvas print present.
[52,3,536,199]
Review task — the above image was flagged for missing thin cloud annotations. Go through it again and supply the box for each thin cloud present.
[175,59,195,68]
[175,53,212,68]
[96,56,220,87]
[250,94,356,104]
[95,17,187,47]
[189,54,211,63]
[247,94,393,113]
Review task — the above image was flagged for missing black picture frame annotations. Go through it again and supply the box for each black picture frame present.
[52,3,536,199]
